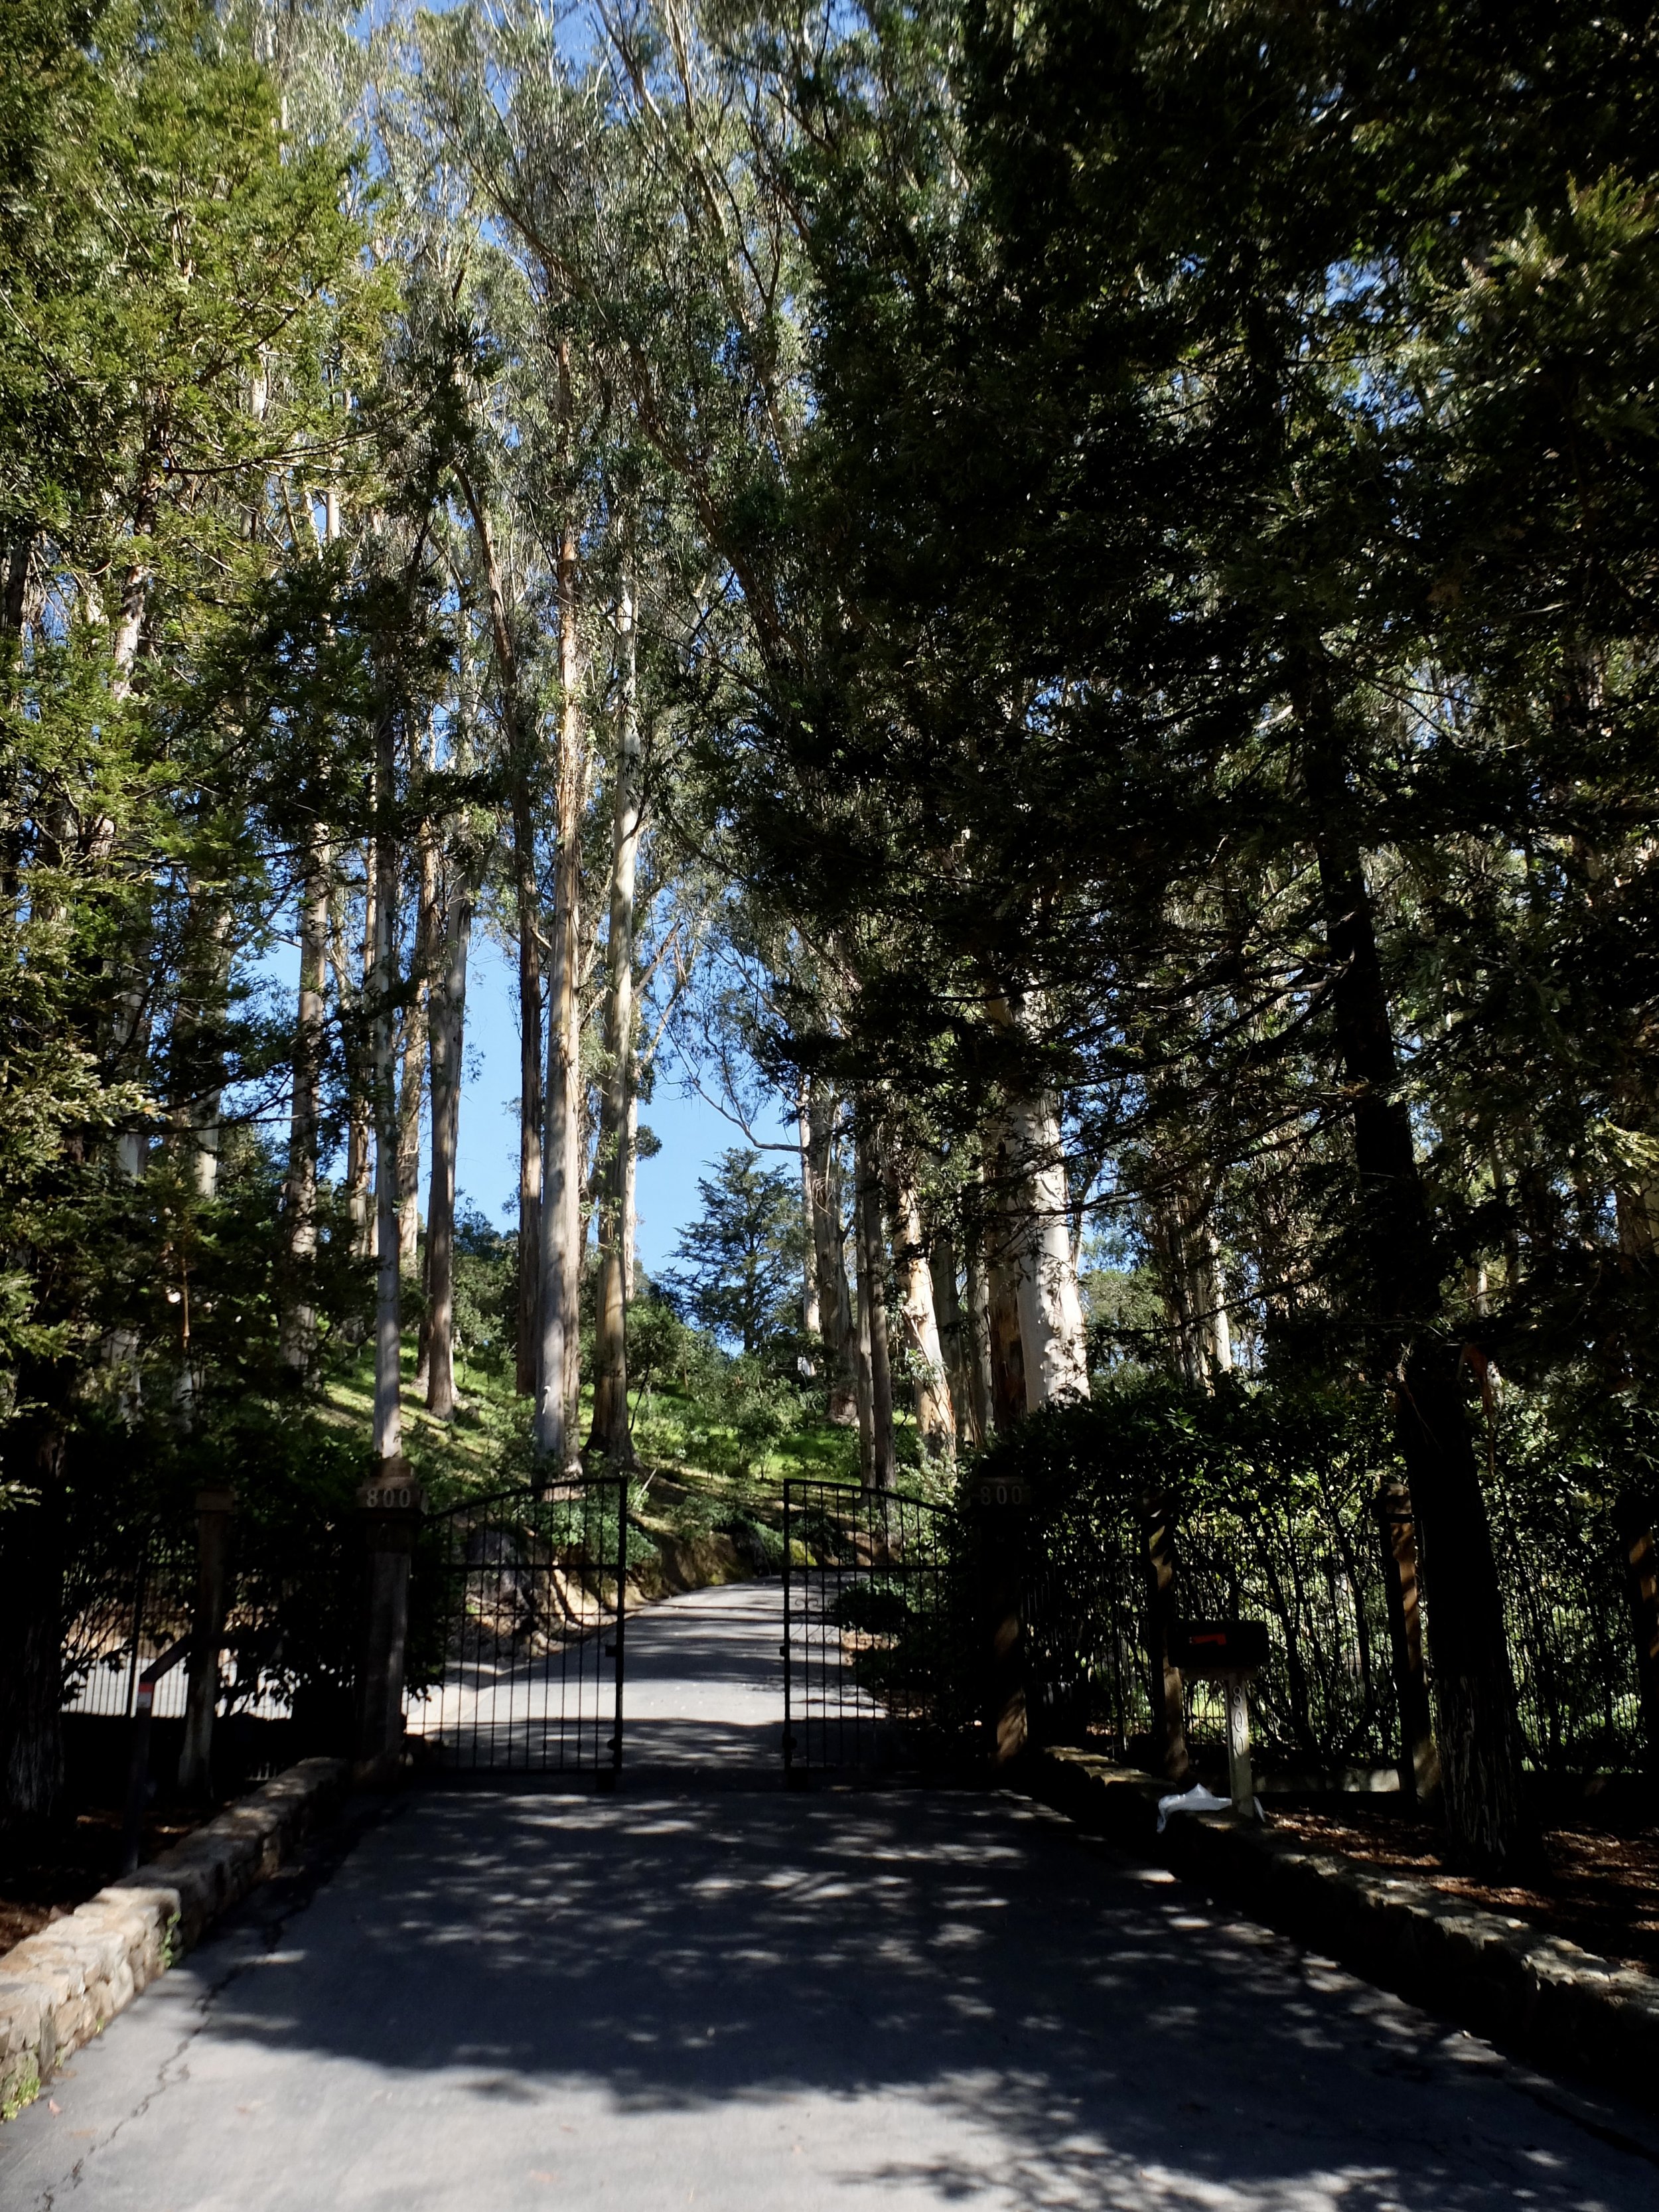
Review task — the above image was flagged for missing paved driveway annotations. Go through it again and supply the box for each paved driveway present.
[3,1580,1656,2211]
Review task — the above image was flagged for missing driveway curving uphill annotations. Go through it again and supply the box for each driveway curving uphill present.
[3,1585,1657,2211]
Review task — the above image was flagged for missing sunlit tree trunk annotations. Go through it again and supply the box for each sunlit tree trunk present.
[590,580,642,1465]
[534,366,587,1472]
[331,852,376,1264]
[930,1226,977,1448]
[802,1077,860,1427]
[425,847,472,1420]
[1005,1090,1090,1407]
[885,1151,954,1459]
[1147,1171,1232,1386]
[370,705,402,1463]
[855,1127,895,1490]
[962,1218,996,1445]
[396,818,437,1280]
[798,1087,822,1351]
[457,465,542,1397]
[620,1085,640,1318]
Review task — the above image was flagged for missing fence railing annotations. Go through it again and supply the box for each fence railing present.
[61,1525,198,1722]
[782,1478,972,1777]
[1020,1467,1652,1780]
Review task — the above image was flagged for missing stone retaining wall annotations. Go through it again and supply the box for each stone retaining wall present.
[0,1756,347,2120]
[1031,1745,1659,2114]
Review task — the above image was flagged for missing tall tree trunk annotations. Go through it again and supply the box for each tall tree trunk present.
[798,1086,823,1350]
[620,1085,639,1326]
[1148,1172,1232,1386]
[425,849,473,1421]
[1005,1090,1090,1407]
[281,833,330,1375]
[885,1152,955,1460]
[1306,699,1527,1870]
[1,534,31,642]
[802,1078,860,1427]
[514,834,543,1396]
[172,885,230,1207]
[1201,1220,1232,1375]
[457,466,543,1398]
[338,851,376,1262]
[535,374,586,1472]
[962,1221,996,1445]
[396,820,437,1280]
[590,578,642,1465]
[370,708,402,1463]
[980,1144,1029,1431]
[930,1226,976,1447]
[855,1128,896,1491]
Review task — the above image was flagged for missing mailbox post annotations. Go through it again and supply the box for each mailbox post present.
[1171,1620,1269,1816]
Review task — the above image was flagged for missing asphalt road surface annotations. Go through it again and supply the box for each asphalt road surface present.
[4,1580,1656,2211]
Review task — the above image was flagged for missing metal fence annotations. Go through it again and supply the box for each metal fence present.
[1019,1466,1649,1779]
[60,1523,198,1722]
[782,1478,971,1778]
[406,1478,626,1775]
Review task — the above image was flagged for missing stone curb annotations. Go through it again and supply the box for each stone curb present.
[0,1755,348,2121]
[1027,1745,1659,2114]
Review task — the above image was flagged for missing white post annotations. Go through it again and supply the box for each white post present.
[1226,1671,1254,1816]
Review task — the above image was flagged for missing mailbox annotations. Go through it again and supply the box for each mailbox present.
[1169,1619,1268,1818]
[1171,1619,1270,1678]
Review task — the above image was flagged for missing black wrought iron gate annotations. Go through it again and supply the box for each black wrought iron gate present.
[781,1477,968,1778]
[409,1477,626,1775]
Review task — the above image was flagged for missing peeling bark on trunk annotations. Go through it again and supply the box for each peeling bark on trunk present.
[1005,1091,1090,1408]
[855,1129,896,1491]
[458,464,541,1400]
[1147,1175,1231,1386]
[930,1227,976,1449]
[621,1086,639,1323]
[425,854,472,1422]
[338,851,376,1263]
[534,381,586,1474]
[981,1157,1027,1434]
[396,822,437,1281]
[798,1090,822,1349]
[590,582,642,1467]
[962,1232,995,1446]
[370,709,402,1464]
[802,1078,860,1428]
[885,1155,955,1460]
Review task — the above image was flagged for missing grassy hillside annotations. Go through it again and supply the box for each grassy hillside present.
[320,1329,892,1597]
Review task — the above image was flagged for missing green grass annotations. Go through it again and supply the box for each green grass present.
[319,1335,881,1566]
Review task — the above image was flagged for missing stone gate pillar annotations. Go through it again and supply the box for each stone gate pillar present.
[357,1460,422,1783]
[975,1471,1031,1769]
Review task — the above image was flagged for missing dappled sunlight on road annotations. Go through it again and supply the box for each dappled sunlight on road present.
[3,1584,1655,2210]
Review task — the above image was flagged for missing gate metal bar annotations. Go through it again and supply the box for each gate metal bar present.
[782,1477,967,1779]
[411,1477,626,1775]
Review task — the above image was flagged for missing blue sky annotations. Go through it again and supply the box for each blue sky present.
[413,937,796,1278]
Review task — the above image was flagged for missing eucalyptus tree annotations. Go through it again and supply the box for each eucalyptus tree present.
[0,0,374,1820]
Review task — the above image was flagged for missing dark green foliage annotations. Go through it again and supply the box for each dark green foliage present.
[974,1374,1650,1775]
[451,1209,518,1378]
[662,1147,806,1357]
